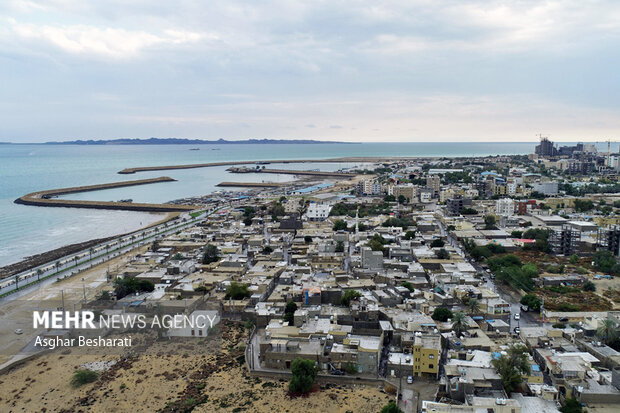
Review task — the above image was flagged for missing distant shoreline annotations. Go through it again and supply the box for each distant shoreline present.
[42,138,357,145]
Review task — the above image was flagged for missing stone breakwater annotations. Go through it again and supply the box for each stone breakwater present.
[116,157,431,174]
[14,176,196,213]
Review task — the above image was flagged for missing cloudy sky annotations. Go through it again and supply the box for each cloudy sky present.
[1,0,619,142]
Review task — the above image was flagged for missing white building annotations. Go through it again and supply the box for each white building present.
[167,310,220,338]
[495,198,515,216]
[305,202,333,221]
[531,181,558,195]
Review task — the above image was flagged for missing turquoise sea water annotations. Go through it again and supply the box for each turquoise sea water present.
[0,141,587,266]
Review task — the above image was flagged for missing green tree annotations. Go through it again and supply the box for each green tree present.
[470,246,492,261]
[332,219,348,231]
[397,194,406,204]
[569,254,579,265]
[560,398,583,413]
[484,215,497,230]
[380,401,404,413]
[430,239,445,248]
[225,282,251,300]
[592,250,620,274]
[491,344,531,393]
[401,281,415,292]
[520,294,541,311]
[583,281,596,292]
[335,241,345,253]
[202,244,220,264]
[597,319,619,345]
[574,199,594,212]
[289,358,318,394]
[432,307,453,322]
[461,207,478,215]
[466,298,480,315]
[451,311,468,337]
[435,248,450,259]
[341,290,362,306]
[522,263,539,278]
[304,235,313,244]
[262,245,274,254]
[284,301,298,324]
[511,230,523,238]
[384,194,396,202]
[404,230,416,240]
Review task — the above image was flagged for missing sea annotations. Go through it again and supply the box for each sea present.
[0,141,603,267]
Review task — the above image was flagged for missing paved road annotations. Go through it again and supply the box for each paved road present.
[0,208,218,301]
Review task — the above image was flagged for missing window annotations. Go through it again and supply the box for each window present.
[429,364,434,369]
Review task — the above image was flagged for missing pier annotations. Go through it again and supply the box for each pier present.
[14,177,196,212]
[216,182,286,188]
[116,157,428,174]
[227,167,354,178]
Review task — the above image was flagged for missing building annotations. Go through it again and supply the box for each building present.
[447,197,472,216]
[419,189,433,203]
[305,202,332,221]
[535,137,557,157]
[361,247,383,270]
[412,334,441,378]
[549,224,581,256]
[531,181,559,195]
[357,180,382,196]
[495,198,515,216]
[426,175,441,198]
[598,226,620,256]
[515,199,537,215]
[392,184,417,203]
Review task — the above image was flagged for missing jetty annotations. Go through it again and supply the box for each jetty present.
[15,177,196,212]
[227,167,354,178]
[117,157,398,174]
[216,182,286,188]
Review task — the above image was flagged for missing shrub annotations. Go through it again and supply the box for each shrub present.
[583,281,596,292]
[332,219,348,231]
[71,369,99,387]
[289,358,318,394]
[552,323,566,329]
[225,282,251,300]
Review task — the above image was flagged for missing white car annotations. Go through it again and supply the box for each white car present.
[514,314,520,320]
[407,376,413,384]
[14,329,23,335]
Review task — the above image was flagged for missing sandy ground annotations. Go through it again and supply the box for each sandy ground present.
[0,246,148,365]
[0,322,392,413]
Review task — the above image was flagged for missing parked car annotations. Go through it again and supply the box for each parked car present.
[514,327,520,334]
[559,317,569,323]
[514,313,520,320]
[331,369,344,376]
[14,329,23,335]
[407,376,413,384]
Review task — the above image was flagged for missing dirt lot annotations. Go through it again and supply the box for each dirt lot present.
[0,322,392,413]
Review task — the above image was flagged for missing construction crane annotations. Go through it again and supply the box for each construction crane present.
[597,139,619,167]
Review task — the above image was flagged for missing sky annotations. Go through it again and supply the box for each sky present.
[1,0,619,143]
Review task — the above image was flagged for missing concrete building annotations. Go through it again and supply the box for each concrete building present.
[531,181,559,195]
[495,198,515,216]
[426,175,441,198]
[361,247,383,270]
[412,333,441,378]
[305,202,332,221]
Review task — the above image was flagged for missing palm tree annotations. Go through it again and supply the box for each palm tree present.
[597,319,619,345]
[492,344,531,393]
[452,311,468,337]
[89,247,94,260]
[55,261,61,273]
[37,269,42,282]
[467,298,480,315]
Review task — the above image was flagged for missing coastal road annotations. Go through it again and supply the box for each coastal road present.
[0,207,219,301]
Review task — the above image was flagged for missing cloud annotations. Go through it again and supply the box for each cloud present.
[7,20,208,59]
[1,1,620,141]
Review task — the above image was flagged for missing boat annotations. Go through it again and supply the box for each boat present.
[189,148,200,151]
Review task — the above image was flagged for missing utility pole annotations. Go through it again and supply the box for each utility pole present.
[61,290,65,311]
